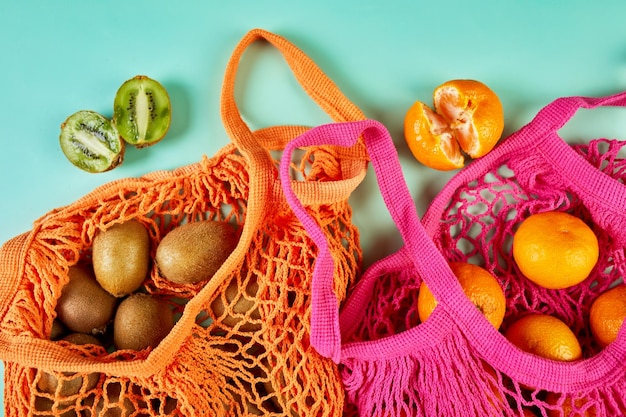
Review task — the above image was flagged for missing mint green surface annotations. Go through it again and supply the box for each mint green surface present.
[2,0,626,412]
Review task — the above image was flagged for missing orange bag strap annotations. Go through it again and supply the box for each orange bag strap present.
[0,29,367,377]
[220,28,369,205]
[0,232,32,326]
[221,28,367,143]
[0,137,275,378]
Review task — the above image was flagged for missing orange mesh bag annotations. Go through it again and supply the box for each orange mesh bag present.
[0,28,369,416]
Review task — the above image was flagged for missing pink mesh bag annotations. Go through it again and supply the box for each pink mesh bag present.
[280,92,626,417]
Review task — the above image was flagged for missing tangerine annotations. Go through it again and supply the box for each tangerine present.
[545,392,597,417]
[418,262,506,329]
[404,79,504,170]
[589,284,626,348]
[512,211,599,290]
[504,313,582,362]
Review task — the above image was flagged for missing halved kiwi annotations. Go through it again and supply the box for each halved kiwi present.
[59,110,124,173]
[113,75,171,147]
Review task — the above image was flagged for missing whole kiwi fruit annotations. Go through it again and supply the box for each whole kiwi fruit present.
[92,219,151,297]
[210,277,261,332]
[33,396,78,417]
[155,220,239,285]
[56,264,117,335]
[37,333,103,399]
[92,381,147,417]
[113,293,174,351]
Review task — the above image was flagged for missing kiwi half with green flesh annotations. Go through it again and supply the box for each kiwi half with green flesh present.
[56,264,117,335]
[59,110,124,173]
[113,75,171,147]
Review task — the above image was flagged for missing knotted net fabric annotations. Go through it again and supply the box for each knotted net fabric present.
[281,97,626,417]
[0,28,369,417]
[0,144,361,416]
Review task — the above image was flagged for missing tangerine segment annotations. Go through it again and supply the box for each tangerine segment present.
[512,211,599,290]
[433,79,504,159]
[404,100,464,171]
[504,313,582,362]
[418,262,506,329]
[589,284,626,348]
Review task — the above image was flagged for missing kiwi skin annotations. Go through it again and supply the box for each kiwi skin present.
[33,396,78,417]
[93,381,142,417]
[37,333,103,398]
[155,220,239,285]
[56,265,117,335]
[210,277,261,332]
[113,293,174,351]
[92,220,151,297]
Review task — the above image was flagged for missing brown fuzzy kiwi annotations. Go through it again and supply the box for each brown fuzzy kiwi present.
[50,319,67,340]
[61,332,103,346]
[37,333,103,399]
[92,220,151,297]
[56,265,117,335]
[92,381,148,417]
[113,293,174,351]
[258,360,299,417]
[33,396,78,417]
[155,220,238,285]
[210,277,261,332]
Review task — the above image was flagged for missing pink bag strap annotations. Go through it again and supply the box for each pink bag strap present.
[420,91,626,390]
[279,119,467,363]
[281,119,626,392]
[424,91,626,238]
[475,91,626,164]
[220,28,367,157]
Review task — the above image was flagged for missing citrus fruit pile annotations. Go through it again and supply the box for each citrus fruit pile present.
[415,207,624,415]
[403,79,504,170]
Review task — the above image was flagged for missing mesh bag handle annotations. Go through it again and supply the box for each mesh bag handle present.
[426,92,626,233]
[0,28,368,377]
[419,91,626,392]
[281,113,626,394]
[280,119,466,363]
[221,28,368,206]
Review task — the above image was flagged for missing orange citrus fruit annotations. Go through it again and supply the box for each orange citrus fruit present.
[418,262,506,329]
[545,392,597,417]
[404,79,504,170]
[504,313,582,362]
[512,211,599,290]
[404,100,464,170]
[589,284,626,348]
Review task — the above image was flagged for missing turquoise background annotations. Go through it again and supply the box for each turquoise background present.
[2,0,626,412]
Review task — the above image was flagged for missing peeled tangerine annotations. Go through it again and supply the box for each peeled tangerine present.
[404,79,504,170]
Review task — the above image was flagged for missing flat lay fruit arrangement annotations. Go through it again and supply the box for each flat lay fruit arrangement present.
[14,71,626,417]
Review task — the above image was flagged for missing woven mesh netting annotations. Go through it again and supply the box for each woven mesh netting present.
[1,142,362,417]
[340,138,626,417]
